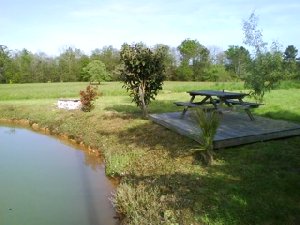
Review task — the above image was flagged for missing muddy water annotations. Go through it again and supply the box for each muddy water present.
[0,126,118,225]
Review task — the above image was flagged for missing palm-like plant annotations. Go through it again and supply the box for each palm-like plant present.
[194,108,220,165]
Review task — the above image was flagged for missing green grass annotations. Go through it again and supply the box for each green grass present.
[255,89,300,122]
[161,81,245,93]
[0,82,127,100]
[0,81,299,225]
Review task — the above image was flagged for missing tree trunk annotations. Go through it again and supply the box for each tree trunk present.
[138,83,148,118]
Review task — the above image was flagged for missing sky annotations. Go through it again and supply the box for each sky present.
[1,0,300,56]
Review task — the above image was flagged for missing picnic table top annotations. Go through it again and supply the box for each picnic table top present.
[187,90,249,99]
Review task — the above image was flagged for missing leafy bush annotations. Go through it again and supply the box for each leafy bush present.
[79,85,99,112]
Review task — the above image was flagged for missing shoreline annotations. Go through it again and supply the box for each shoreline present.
[0,118,120,187]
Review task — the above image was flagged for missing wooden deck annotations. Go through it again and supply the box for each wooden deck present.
[149,111,300,149]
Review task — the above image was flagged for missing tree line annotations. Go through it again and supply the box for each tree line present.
[0,40,299,84]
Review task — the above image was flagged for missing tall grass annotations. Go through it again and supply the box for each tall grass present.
[112,183,166,225]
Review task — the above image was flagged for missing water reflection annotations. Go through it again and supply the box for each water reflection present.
[54,135,104,172]
[0,125,118,225]
[84,153,103,171]
[4,127,16,134]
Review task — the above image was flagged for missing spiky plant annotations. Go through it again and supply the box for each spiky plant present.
[194,108,220,165]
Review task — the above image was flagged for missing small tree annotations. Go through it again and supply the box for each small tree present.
[82,60,110,83]
[244,49,283,102]
[242,12,284,102]
[79,85,99,112]
[120,43,165,117]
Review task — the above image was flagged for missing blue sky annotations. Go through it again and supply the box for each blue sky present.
[1,0,300,56]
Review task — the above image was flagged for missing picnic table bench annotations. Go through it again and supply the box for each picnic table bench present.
[174,101,218,112]
[174,90,262,121]
[224,99,262,108]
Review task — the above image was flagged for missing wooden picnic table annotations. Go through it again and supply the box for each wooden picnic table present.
[175,90,261,121]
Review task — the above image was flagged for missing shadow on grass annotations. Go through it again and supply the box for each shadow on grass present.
[104,104,140,114]
[115,119,196,158]
[149,100,180,114]
[124,138,300,225]
[104,99,181,115]
[260,110,300,123]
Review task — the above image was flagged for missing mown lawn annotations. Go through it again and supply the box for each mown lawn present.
[0,81,299,225]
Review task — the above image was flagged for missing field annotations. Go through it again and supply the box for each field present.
[0,81,300,225]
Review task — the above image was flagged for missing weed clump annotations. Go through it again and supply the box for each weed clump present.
[112,183,172,225]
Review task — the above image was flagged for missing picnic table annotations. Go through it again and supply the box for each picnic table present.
[174,90,261,121]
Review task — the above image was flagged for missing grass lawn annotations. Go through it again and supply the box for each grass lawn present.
[0,81,299,225]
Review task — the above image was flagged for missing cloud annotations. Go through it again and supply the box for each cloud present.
[2,0,299,55]
[69,1,160,19]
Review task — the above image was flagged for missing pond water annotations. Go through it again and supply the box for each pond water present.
[0,125,118,225]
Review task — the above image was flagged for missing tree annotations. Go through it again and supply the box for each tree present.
[82,60,110,83]
[205,64,231,82]
[242,12,267,54]
[120,43,165,117]
[284,45,298,62]
[225,45,251,79]
[283,45,298,79]
[208,45,225,65]
[90,46,120,80]
[13,49,35,83]
[1,46,92,83]
[244,50,283,102]
[58,47,83,82]
[153,44,177,80]
[0,45,11,83]
[175,60,194,81]
[205,46,232,81]
[77,54,90,81]
[177,39,210,81]
[242,12,284,102]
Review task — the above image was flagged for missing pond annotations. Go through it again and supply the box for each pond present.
[0,125,118,225]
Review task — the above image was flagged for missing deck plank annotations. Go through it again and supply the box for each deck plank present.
[149,111,300,149]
